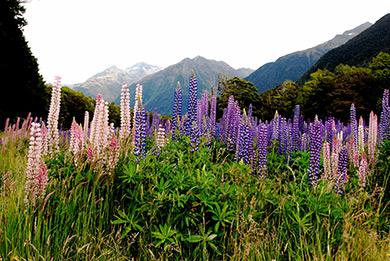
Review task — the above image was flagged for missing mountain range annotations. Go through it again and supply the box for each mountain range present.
[297,13,390,84]
[115,56,254,116]
[71,62,162,102]
[245,22,372,93]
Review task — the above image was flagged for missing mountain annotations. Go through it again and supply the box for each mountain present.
[297,14,390,85]
[245,22,372,94]
[115,56,254,116]
[71,62,162,102]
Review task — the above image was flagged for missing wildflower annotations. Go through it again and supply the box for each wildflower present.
[257,122,268,178]
[368,111,378,164]
[292,105,300,151]
[308,116,322,186]
[25,122,48,207]
[45,76,62,156]
[209,96,217,140]
[357,152,368,187]
[106,130,120,175]
[120,84,131,140]
[379,89,389,142]
[235,111,250,165]
[322,141,331,180]
[134,107,146,160]
[335,146,348,194]
[172,82,183,140]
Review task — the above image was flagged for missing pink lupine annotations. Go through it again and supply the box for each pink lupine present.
[358,116,365,153]
[348,136,360,168]
[83,111,89,142]
[69,118,84,156]
[25,122,48,207]
[106,130,120,175]
[368,111,378,164]
[120,84,131,140]
[357,152,368,187]
[322,141,331,180]
[45,76,62,156]
[89,94,109,159]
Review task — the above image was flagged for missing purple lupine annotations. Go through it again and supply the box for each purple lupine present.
[350,103,358,151]
[278,117,287,156]
[308,116,322,186]
[25,122,48,207]
[172,82,183,140]
[379,89,389,142]
[292,105,300,151]
[45,76,62,156]
[185,70,198,137]
[286,119,293,163]
[257,122,268,179]
[335,146,348,194]
[209,95,217,140]
[134,107,146,160]
[227,101,241,151]
[235,112,250,164]
[120,84,131,140]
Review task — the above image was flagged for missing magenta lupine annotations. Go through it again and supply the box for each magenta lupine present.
[368,111,378,164]
[25,122,48,207]
[308,116,322,186]
[335,146,348,194]
[120,84,131,140]
[45,76,62,156]
[322,141,331,180]
[357,152,368,187]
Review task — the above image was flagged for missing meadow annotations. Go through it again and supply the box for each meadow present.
[0,73,389,260]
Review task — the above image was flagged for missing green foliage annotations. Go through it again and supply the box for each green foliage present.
[217,77,262,118]
[0,0,49,125]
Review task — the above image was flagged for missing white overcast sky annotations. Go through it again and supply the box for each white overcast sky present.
[22,0,390,84]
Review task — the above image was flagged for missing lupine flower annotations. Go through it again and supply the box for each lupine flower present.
[379,89,389,143]
[83,111,89,142]
[25,122,48,207]
[350,103,358,152]
[322,141,331,180]
[292,105,300,151]
[358,116,365,153]
[271,110,280,140]
[106,128,120,175]
[45,76,62,156]
[132,84,143,143]
[172,82,183,140]
[69,118,84,156]
[157,124,166,149]
[120,84,131,140]
[357,152,368,187]
[348,136,359,168]
[331,136,340,180]
[308,116,322,186]
[335,146,348,194]
[257,122,268,179]
[209,96,217,140]
[235,111,250,165]
[89,94,109,159]
[134,107,146,160]
[185,70,198,137]
[368,111,378,164]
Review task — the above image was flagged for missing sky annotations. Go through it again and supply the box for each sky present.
[22,0,390,84]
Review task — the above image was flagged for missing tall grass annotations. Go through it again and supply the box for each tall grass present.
[1,125,389,260]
